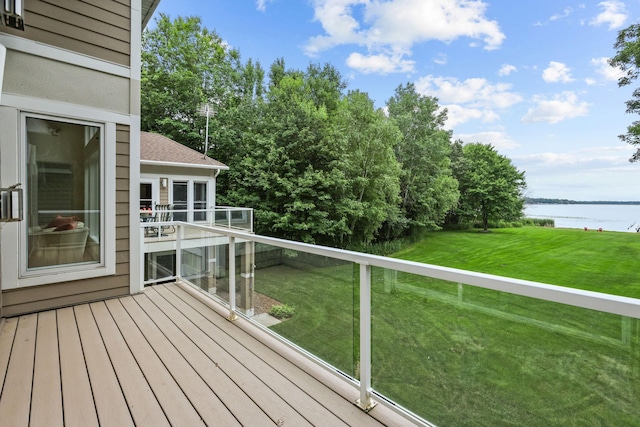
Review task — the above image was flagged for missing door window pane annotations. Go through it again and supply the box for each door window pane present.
[173,181,187,221]
[140,183,153,209]
[26,117,101,269]
[194,182,207,221]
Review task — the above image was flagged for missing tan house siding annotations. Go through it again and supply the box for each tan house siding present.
[2,125,132,317]
[0,0,131,66]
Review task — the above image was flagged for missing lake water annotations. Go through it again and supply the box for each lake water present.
[525,204,640,233]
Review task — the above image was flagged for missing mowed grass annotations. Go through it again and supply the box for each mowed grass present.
[394,226,640,298]
[254,228,640,426]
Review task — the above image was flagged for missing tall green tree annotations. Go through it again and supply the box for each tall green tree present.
[455,143,526,231]
[141,14,245,151]
[385,83,459,238]
[227,60,351,245]
[330,90,402,245]
[609,23,640,161]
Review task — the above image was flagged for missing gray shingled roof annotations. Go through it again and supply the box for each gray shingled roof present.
[140,131,228,169]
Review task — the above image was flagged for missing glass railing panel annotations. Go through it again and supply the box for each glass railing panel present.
[141,222,177,284]
[371,267,640,426]
[178,225,233,305]
[251,243,357,377]
[213,208,253,231]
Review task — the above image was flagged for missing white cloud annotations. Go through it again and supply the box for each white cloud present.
[306,0,505,73]
[441,104,499,129]
[534,6,584,26]
[256,0,274,12]
[521,91,590,124]
[590,1,627,30]
[542,61,574,83]
[550,7,574,22]
[346,52,415,74]
[454,131,519,150]
[416,76,523,109]
[590,57,620,82]
[498,64,517,76]
[433,53,447,65]
[417,75,522,128]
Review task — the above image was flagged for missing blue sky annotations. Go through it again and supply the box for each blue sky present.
[150,0,640,201]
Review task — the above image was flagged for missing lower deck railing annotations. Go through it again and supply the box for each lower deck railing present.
[141,221,640,426]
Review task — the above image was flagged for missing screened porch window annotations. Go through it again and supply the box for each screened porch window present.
[25,116,102,269]
[194,182,207,221]
[173,181,188,222]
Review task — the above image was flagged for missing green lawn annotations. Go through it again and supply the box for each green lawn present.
[394,226,640,298]
[253,228,640,426]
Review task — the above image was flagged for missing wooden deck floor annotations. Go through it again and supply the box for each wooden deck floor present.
[0,283,414,426]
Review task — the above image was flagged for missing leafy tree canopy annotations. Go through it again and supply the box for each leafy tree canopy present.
[609,23,640,161]
[385,83,459,237]
[454,143,527,231]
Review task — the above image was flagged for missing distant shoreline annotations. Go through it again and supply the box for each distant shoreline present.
[525,198,640,205]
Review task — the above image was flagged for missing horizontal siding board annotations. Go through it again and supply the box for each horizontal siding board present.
[27,13,129,56]
[116,262,130,276]
[116,239,130,252]
[11,26,129,66]
[4,277,129,306]
[34,2,129,41]
[116,178,129,192]
[42,0,130,30]
[2,287,129,317]
[116,166,129,180]
[116,154,129,167]
[116,142,130,156]
[0,1,130,66]
[116,226,130,240]
[81,0,131,19]
[117,191,130,204]
[116,251,130,264]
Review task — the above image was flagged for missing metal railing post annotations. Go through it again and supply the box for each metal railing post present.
[175,224,182,280]
[140,224,146,288]
[228,236,237,320]
[357,262,377,411]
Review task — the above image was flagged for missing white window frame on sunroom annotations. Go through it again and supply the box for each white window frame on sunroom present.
[167,176,214,223]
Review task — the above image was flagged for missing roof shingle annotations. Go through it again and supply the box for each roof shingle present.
[140,131,228,169]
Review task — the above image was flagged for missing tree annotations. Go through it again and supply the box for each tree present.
[609,24,640,161]
[385,83,459,238]
[455,143,526,231]
[226,60,351,245]
[330,90,402,245]
[141,15,245,151]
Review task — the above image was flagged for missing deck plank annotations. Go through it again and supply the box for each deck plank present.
[0,284,415,427]
[166,284,389,427]
[0,317,18,394]
[119,295,240,426]
[57,306,100,426]
[152,285,317,426]
[31,310,63,427]
[0,314,36,426]
[133,289,275,426]
[74,304,135,427]
[156,284,354,426]
[103,298,206,427]
[89,301,170,427]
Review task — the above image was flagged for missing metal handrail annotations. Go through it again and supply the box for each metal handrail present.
[145,221,640,425]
